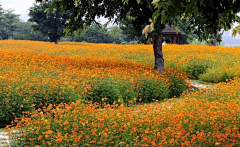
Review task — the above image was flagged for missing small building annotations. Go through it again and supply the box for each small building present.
[162,26,185,44]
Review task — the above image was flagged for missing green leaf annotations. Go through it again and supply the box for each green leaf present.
[193,6,199,17]
[44,8,49,13]
[152,10,160,19]
[103,21,110,28]
[161,13,167,24]
[152,0,160,8]
[158,2,165,9]
[153,13,160,23]
[173,1,182,11]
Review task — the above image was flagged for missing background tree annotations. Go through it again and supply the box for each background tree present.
[0,5,5,39]
[74,24,125,44]
[14,21,49,41]
[4,9,20,39]
[121,16,197,44]
[120,16,147,43]
[0,9,20,40]
[29,1,71,44]
[36,0,240,71]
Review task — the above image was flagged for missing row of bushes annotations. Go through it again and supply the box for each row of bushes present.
[0,72,188,127]
[84,71,187,106]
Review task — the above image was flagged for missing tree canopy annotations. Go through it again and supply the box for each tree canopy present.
[29,1,71,44]
[0,7,20,40]
[36,0,240,40]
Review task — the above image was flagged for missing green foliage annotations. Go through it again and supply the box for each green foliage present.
[190,38,225,46]
[152,0,240,41]
[183,61,209,80]
[177,19,197,44]
[74,24,125,44]
[84,79,137,106]
[232,25,240,38]
[36,0,154,37]
[199,68,235,83]
[128,41,138,44]
[120,17,147,43]
[165,71,188,98]
[29,1,71,44]
[136,78,169,103]
[0,83,33,127]
[121,41,128,44]
[0,82,79,127]
[31,84,79,109]
[190,39,209,45]
[84,80,122,106]
[0,5,48,41]
[118,81,137,106]
[84,76,186,105]
[14,21,49,41]
[35,0,240,44]
[0,8,20,40]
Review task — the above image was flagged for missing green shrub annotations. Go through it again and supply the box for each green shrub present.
[84,80,123,105]
[166,72,188,97]
[117,81,137,105]
[199,68,235,83]
[0,82,79,127]
[121,41,127,44]
[128,41,138,44]
[136,78,169,103]
[183,60,209,80]
[31,84,79,109]
[84,79,137,106]
[0,83,33,127]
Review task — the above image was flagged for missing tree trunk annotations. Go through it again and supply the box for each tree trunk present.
[6,27,8,40]
[153,36,164,71]
[214,40,219,46]
[55,39,58,44]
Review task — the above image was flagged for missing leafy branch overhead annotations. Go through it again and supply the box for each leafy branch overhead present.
[151,0,240,39]
[35,0,240,41]
[232,25,240,37]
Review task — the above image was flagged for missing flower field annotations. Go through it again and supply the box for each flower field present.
[0,40,187,126]
[0,40,239,146]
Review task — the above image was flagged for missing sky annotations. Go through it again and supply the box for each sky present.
[0,0,239,45]
[0,0,35,21]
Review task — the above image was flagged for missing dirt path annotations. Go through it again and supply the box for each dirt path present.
[0,130,10,147]
[187,79,214,89]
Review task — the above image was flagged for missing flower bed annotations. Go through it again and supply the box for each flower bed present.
[8,78,240,146]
